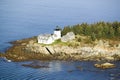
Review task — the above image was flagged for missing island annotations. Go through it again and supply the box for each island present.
[0,21,120,62]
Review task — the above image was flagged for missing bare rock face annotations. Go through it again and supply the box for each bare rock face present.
[94,62,115,69]
[4,35,120,62]
[61,32,75,42]
[25,40,120,61]
[95,40,110,48]
[26,41,50,54]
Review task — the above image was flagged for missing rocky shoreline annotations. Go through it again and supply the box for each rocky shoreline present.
[0,36,120,62]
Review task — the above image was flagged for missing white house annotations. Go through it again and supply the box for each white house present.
[61,32,75,42]
[37,34,54,44]
[37,27,61,44]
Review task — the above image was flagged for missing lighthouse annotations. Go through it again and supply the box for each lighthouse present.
[53,26,61,40]
[37,26,61,44]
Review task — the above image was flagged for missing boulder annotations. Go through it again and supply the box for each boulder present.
[22,61,49,68]
[94,62,115,69]
[105,57,114,61]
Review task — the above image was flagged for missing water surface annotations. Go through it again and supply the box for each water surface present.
[0,59,120,80]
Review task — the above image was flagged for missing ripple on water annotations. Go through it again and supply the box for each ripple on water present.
[0,59,120,80]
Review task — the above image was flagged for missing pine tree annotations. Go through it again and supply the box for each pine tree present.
[91,32,96,41]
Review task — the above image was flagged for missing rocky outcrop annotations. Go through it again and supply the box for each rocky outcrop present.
[2,36,120,61]
[26,41,50,54]
[24,39,120,61]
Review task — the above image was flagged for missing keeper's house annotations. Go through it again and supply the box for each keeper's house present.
[37,27,61,44]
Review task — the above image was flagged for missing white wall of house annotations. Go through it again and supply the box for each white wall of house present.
[38,37,41,43]
[46,37,54,44]
[38,36,54,44]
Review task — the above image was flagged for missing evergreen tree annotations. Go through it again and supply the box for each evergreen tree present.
[91,32,96,41]
[61,26,71,36]
[61,21,120,39]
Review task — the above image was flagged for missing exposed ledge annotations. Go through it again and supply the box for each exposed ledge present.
[0,36,120,62]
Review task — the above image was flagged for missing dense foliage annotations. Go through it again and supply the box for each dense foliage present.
[62,21,120,40]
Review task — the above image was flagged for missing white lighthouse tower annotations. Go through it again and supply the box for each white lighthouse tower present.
[53,26,61,40]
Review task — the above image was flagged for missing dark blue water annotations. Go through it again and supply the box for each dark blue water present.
[0,59,120,80]
[0,0,120,80]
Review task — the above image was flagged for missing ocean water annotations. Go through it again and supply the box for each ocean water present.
[0,0,120,80]
[0,59,120,80]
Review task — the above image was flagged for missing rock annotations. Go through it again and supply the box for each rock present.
[94,62,115,69]
[41,47,50,54]
[105,57,114,61]
[117,44,120,49]
[7,60,11,62]
[21,43,26,46]
[68,70,73,73]
[104,41,110,47]
[61,32,75,42]
[96,40,104,47]
[95,40,110,48]
[29,40,34,44]
[22,61,49,68]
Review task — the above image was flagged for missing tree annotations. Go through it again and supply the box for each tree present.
[61,21,120,39]
[112,21,119,36]
[61,26,71,36]
[91,32,96,41]
[109,27,115,38]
